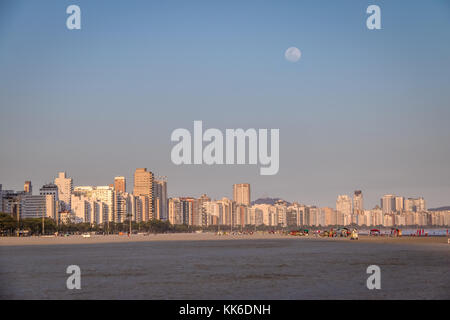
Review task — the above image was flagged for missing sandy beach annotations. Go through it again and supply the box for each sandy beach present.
[0,233,448,246]
[1,233,449,299]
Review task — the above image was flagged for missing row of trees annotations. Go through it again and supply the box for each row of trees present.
[3,213,437,236]
[0,212,291,236]
[0,212,201,236]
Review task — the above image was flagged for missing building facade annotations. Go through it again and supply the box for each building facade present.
[54,172,73,212]
[233,183,251,206]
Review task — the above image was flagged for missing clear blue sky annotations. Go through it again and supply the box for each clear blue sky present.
[1,0,450,208]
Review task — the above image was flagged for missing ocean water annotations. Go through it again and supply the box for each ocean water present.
[0,239,449,299]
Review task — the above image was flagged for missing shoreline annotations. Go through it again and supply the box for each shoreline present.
[0,232,448,246]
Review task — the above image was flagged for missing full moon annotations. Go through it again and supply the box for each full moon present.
[285,47,301,62]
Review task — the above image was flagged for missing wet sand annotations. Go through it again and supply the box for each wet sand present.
[0,233,448,246]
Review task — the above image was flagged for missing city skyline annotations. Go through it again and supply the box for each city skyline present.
[0,168,442,211]
[2,169,448,228]
[0,170,447,210]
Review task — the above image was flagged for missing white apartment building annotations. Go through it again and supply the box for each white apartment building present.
[336,195,352,216]
[168,198,182,225]
[54,172,73,211]
[39,184,59,220]
[73,186,114,223]
[381,194,396,214]
[405,197,426,212]
[21,194,55,219]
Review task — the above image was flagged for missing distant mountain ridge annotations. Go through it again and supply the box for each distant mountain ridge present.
[428,206,450,211]
[252,197,292,206]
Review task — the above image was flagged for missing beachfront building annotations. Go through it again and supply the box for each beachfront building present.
[286,204,301,227]
[252,204,273,226]
[114,192,136,223]
[217,197,234,226]
[134,195,149,222]
[404,197,426,212]
[178,197,194,225]
[233,183,251,206]
[73,186,114,223]
[153,178,168,221]
[202,200,218,226]
[71,194,90,223]
[197,194,211,226]
[336,195,352,218]
[54,172,73,212]
[247,206,263,226]
[429,211,450,226]
[114,176,126,193]
[321,207,336,226]
[308,207,318,226]
[115,191,126,223]
[395,196,404,212]
[20,194,56,219]
[59,211,77,224]
[133,168,154,221]
[274,202,287,227]
[0,189,22,219]
[168,198,182,225]
[381,194,396,214]
[24,181,32,194]
[356,209,383,227]
[39,184,59,220]
[178,197,197,225]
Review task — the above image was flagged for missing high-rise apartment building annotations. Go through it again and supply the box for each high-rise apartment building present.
[0,187,21,219]
[133,168,153,196]
[114,176,126,193]
[24,181,32,194]
[252,203,275,226]
[0,184,2,212]
[114,192,127,223]
[233,183,251,206]
[73,186,115,223]
[197,194,211,226]
[336,195,352,216]
[153,178,168,220]
[133,168,154,220]
[219,197,234,226]
[39,184,59,220]
[54,172,73,211]
[180,197,196,225]
[202,200,225,226]
[395,196,404,212]
[381,194,396,214]
[322,207,337,226]
[353,190,363,214]
[21,194,55,219]
[405,197,426,212]
[71,194,90,223]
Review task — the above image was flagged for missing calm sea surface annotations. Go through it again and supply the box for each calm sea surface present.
[1,239,449,299]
